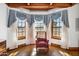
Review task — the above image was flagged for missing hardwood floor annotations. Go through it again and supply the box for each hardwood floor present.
[7,45,79,56]
[0,41,7,56]
[0,41,6,52]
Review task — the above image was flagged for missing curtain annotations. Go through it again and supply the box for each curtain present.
[8,10,68,28]
[62,10,69,28]
[7,10,16,27]
[44,15,50,27]
[16,11,26,20]
[34,15,44,21]
[26,14,34,27]
[51,11,61,20]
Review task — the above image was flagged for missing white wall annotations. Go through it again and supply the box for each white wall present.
[0,3,18,49]
[68,4,79,47]
[60,25,69,48]
[0,3,8,42]
[7,22,18,49]
[25,21,31,45]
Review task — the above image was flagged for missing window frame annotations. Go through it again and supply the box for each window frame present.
[17,19,26,40]
[51,17,62,40]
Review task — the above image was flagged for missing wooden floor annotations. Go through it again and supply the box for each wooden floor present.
[7,45,79,56]
[0,41,6,52]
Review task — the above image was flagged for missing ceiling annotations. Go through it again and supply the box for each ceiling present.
[6,3,75,10]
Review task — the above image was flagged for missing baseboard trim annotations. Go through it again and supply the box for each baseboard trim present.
[68,47,79,51]
[7,44,26,51]
[51,43,61,48]
[51,43,79,51]
[7,44,34,51]
[0,40,6,46]
[6,48,17,51]
[18,43,26,48]
[30,44,35,45]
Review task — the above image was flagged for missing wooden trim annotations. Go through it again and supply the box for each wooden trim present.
[51,43,61,48]
[6,48,17,52]
[17,35,26,40]
[0,40,6,46]
[52,36,61,40]
[7,44,34,51]
[7,44,26,51]
[51,43,79,51]
[18,43,26,48]
[68,47,79,51]
[6,3,75,10]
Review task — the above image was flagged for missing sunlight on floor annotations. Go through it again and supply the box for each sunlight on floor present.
[9,51,19,56]
[59,50,70,56]
[31,48,36,56]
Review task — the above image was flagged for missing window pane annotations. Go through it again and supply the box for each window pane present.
[17,19,26,40]
[51,17,62,39]
[53,22,57,27]
[18,22,22,27]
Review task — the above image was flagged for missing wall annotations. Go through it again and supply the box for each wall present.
[60,25,69,48]
[7,22,18,49]
[25,21,31,45]
[26,21,33,44]
[0,3,8,42]
[68,4,79,47]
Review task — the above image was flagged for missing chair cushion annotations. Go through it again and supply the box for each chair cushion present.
[36,38,49,48]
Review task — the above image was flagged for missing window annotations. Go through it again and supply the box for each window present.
[51,17,62,39]
[34,18,44,31]
[35,22,44,30]
[17,19,26,40]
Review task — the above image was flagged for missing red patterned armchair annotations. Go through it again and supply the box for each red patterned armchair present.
[36,38,49,53]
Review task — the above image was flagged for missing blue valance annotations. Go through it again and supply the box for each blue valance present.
[51,12,61,20]
[28,15,51,27]
[16,11,26,20]
[62,10,69,27]
[26,14,34,27]
[7,10,16,27]
[44,15,50,27]
[7,9,69,28]
[34,15,44,21]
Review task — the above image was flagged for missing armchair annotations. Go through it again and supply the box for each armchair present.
[36,38,49,53]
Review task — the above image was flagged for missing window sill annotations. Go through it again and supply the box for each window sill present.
[51,36,61,40]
